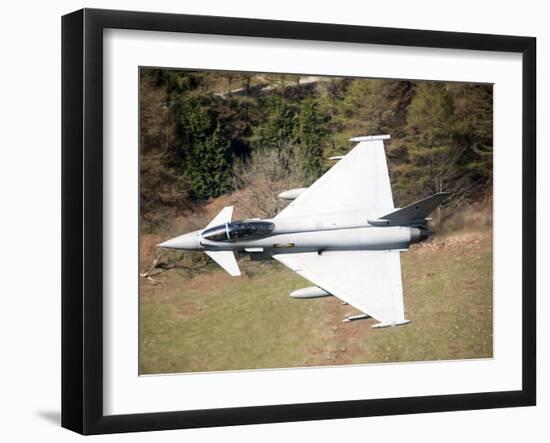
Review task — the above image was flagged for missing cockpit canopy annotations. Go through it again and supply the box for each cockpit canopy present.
[201,220,275,242]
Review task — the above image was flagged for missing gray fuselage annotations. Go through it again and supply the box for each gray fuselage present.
[162,210,428,254]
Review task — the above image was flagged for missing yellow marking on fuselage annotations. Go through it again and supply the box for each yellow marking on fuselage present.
[273,243,295,248]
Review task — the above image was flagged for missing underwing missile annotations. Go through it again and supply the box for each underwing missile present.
[343,314,372,322]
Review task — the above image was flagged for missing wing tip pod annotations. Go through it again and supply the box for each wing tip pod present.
[349,134,391,142]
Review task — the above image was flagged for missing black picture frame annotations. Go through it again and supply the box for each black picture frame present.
[61,8,536,435]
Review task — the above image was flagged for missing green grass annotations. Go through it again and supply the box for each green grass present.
[139,229,493,374]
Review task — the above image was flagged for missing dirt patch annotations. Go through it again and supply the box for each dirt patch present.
[323,296,375,365]
[183,271,235,292]
[140,233,163,270]
[412,230,490,256]
[437,197,492,233]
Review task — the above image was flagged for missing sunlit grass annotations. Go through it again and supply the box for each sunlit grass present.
[139,229,492,374]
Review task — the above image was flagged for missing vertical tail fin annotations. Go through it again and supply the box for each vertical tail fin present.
[381,193,450,224]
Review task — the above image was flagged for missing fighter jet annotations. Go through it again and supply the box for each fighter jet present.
[159,135,449,328]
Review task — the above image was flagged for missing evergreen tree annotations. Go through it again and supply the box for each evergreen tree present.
[186,124,232,199]
[174,95,233,199]
[337,79,414,137]
[403,82,457,199]
[449,83,493,194]
[255,95,296,150]
[139,68,494,229]
[295,98,327,181]
[398,82,493,205]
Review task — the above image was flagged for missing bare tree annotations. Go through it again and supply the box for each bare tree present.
[232,142,307,219]
[140,249,208,283]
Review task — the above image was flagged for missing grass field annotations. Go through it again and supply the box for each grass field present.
[139,228,493,374]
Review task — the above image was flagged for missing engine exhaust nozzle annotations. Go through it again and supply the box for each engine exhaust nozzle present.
[410,227,429,244]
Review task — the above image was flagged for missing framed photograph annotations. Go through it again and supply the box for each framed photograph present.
[61,8,536,435]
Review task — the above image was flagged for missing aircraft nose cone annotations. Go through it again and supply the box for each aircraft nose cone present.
[158,231,201,250]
